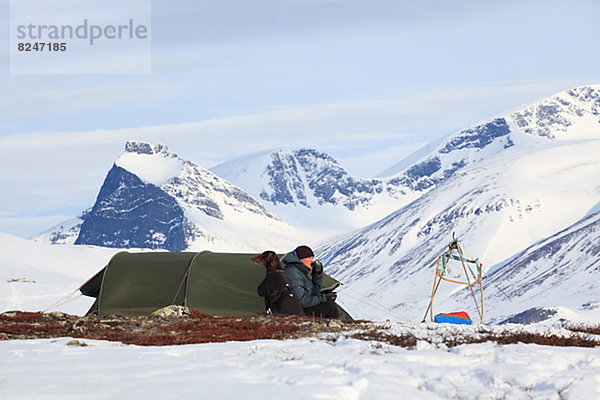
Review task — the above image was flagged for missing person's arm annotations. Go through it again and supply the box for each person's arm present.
[286,267,324,308]
[310,273,323,296]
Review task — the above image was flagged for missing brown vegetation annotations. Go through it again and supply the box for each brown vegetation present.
[1,311,599,348]
[0,310,366,346]
[562,322,600,336]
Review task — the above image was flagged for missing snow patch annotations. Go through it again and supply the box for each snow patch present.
[116,152,184,186]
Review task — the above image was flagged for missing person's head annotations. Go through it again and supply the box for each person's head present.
[294,245,314,269]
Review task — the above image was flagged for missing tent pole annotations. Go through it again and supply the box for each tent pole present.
[479,275,484,323]
[422,256,442,323]
[422,275,442,323]
[457,243,483,322]
[171,264,192,306]
[429,274,443,322]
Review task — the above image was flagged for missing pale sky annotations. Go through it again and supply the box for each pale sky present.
[1,0,600,237]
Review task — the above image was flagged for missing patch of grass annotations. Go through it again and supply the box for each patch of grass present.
[0,311,318,345]
[1,311,598,348]
[349,331,417,347]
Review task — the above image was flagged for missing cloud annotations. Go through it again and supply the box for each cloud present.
[0,82,181,117]
[0,78,584,163]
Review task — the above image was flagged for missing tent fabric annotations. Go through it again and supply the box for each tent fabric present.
[80,251,351,319]
[95,251,197,316]
[79,267,105,298]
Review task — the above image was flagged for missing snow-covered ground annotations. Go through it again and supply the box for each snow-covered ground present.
[0,233,113,316]
[2,233,600,399]
[2,334,599,399]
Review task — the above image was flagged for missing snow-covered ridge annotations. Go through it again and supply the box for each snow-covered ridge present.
[213,148,387,210]
[379,84,600,179]
[510,84,600,139]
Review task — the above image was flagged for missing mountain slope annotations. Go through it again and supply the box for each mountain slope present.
[74,165,187,250]
[479,208,600,320]
[317,85,600,322]
[35,141,298,252]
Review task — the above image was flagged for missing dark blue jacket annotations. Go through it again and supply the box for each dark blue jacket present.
[282,252,325,308]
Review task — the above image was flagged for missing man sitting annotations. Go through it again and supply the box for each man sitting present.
[282,245,339,318]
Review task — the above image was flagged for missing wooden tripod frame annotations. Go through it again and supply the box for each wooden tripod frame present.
[427,242,484,324]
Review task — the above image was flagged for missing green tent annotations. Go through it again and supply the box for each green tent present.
[80,251,351,319]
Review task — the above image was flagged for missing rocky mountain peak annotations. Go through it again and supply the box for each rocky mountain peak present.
[124,141,175,158]
[509,84,600,139]
[37,141,295,252]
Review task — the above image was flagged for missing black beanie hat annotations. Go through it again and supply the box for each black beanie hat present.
[294,245,314,259]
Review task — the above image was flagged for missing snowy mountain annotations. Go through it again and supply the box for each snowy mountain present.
[210,148,420,233]
[209,86,600,237]
[379,85,600,178]
[34,141,298,252]
[318,84,600,323]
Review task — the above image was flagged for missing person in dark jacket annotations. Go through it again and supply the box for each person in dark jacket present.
[282,245,339,318]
